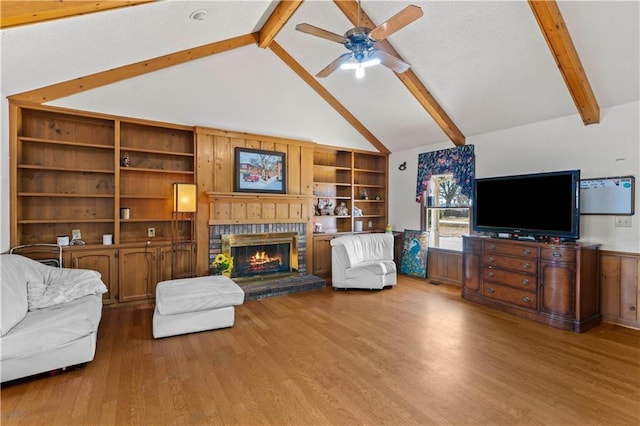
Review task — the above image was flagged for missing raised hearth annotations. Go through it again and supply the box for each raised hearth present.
[241,275,326,301]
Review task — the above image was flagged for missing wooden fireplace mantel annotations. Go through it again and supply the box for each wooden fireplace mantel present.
[206,192,313,225]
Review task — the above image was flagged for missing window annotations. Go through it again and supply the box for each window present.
[422,174,470,251]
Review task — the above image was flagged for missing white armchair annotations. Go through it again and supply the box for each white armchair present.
[330,233,397,290]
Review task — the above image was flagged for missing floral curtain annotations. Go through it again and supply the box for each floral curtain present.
[415,145,475,203]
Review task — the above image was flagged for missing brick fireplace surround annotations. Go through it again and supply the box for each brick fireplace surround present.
[209,223,307,276]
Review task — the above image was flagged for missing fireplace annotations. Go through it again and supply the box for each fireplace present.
[221,232,298,281]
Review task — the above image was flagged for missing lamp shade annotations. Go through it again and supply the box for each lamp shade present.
[173,183,197,212]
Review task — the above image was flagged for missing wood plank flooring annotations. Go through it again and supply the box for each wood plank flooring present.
[2,276,639,425]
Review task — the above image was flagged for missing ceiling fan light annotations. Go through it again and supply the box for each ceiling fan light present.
[355,65,365,79]
[340,57,381,70]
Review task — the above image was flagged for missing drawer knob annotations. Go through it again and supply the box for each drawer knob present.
[523,249,531,255]
[522,263,531,269]
[522,279,530,285]
[488,244,496,250]
[488,287,495,294]
[488,272,495,278]
[488,257,495,263]
[522,296,531,303]
[552,252,562,258]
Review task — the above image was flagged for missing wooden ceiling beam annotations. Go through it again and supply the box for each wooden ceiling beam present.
[333,0,465,146]
[528,1,599,125]
[259,0,304,49]
[9,33,260,104]
[270,41,390,154]
[1,0,153,29]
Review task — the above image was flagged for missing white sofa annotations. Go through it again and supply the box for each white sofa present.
[1,254,107,383]
[330,233,397,289]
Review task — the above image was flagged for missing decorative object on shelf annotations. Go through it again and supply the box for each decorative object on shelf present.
[56,235,70,247]
[120,207,130,220]
[375,194,382,200]
[121,152,131,167]
[385,224,392,233]
[102,234,113,245]
[400,229,429,278]
[398,162,407,171]
[353,206,363,217]
[334,201,349,216]
[361,190,369,200]
[314,223,323,233]
[234,147,286,194]
[71,229,85,245]
[354,221,363,232]
[319,198,334,215]
[211,253,234,276]
[172,183,197,279]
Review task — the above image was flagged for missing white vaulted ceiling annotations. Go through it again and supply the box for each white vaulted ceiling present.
[1,0,639,153]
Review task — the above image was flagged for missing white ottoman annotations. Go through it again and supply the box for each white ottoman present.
[153,276,245,338]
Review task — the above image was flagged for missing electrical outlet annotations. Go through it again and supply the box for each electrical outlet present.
[148,227,156,237]
[615,216,632,228]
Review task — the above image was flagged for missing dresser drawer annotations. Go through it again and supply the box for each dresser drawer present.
[483,268,536,290]
[484,240,538,258]
[483,283,537,309]
[541,246,576,263]
[483,254,537,273]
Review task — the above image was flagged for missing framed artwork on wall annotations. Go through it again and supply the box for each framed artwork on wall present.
[400,229,429,278]
[234,147,286,194]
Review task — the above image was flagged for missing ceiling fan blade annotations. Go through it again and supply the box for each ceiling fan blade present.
[295,23,348,44]
[316,53,353,78]
[368,5,423,41]
[370,50,410,74]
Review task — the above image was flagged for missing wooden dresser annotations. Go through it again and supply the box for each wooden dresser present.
[462,235,601,332]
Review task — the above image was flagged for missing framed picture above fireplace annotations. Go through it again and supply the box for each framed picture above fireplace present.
[234,147,286,194]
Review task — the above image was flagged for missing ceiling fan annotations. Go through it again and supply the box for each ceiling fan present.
[296,1,423,79]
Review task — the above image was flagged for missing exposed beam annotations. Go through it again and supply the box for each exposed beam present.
[1,0,153,29]
[270,41,390,154]
[333,0,465,146]
[528,1,599,125]
[10,32,260,104]
[259,0,304,49]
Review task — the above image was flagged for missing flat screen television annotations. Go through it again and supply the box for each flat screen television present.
[472,169,580,240]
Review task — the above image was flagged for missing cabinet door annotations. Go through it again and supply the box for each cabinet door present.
[70,249,117,304]
[540,262,576,318]
[158,244,196,284]
[119,247,156,302]
[313,237,333,278]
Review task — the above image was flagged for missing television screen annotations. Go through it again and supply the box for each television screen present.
[472,170,580,240]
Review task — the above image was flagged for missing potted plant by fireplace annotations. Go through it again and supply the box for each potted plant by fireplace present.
[212,253,234,277]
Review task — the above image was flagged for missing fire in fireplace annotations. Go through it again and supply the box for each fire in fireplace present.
[221,232,298,280]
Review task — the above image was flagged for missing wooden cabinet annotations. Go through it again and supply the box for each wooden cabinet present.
[462,235,601,332]
[119,122,195,243]
[352,152,388,233]
[313,234,334,279]
[11,105,196,249]
[312,147,388,234]
[11,105,197,305]
[66,248,117,304]
[310,147,388,278]
[12,108,116,245]
[119,246,157,302]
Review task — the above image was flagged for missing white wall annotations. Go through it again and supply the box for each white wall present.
[389,101,640,253]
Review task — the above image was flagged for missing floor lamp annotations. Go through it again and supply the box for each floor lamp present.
[172,183,197,279]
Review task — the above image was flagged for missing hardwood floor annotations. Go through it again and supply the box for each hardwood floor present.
[2,276,639,425]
